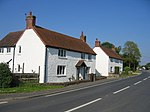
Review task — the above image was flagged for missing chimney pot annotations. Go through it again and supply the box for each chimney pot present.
[26,12,36,29]
[95,38,101,47]
[80,31,86,42]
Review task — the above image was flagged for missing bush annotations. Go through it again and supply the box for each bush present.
[124,66,131,75]
[0,63,13,88]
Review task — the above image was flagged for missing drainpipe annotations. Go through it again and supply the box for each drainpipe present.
[12,46,16,73]
[44,47,48,83]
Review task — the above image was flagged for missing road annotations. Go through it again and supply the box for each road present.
[0,71,150,112]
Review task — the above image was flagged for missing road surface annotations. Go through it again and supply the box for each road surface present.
[0,71,150,112]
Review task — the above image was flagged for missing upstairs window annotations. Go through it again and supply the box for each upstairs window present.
[58,49,66,57]
[0,48,4,53]
[88,54,92,60]
[7,47,11,53]
[81,53,85,59]
[57,65,66,75]
[19,46,21,53]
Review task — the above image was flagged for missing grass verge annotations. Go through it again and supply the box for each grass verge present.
[0,83,64,94]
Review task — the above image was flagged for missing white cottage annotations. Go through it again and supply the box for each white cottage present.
[0,12,96,83]
[93,39,123,76]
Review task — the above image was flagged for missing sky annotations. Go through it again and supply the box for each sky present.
[0,0,150,65]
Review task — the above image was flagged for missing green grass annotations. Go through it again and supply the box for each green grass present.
[0,83,64,94]
[120,70,141,78]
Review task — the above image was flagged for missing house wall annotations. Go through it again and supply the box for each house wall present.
[0,47,15,72]
[93,47,109,76]
[108,58,123,74]
[14,29,46,83]
[46,47,96,83]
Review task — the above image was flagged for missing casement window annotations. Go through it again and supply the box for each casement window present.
[57,65,66,75]
[58,49,66,57]
[0,48,4,53]
[19,46,21,53]
[7,47,11,53]
[81,53,85,59]
[110,67,113,73]
[18,64,21,72]
[88,54,92,60]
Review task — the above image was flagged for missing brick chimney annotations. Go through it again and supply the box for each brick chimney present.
[80,32,86,42]
[95,38,101,47]
[26,12,36,29]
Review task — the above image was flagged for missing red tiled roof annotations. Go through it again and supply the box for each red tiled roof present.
[0,26,96,55]
[75,60,87,67]
[33,26,96,55]
[0,31,24,47]
[100,46,123,60]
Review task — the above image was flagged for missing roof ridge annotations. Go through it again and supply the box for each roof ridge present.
[33,26,96,55]
[34,25,83,42]
[100,46,122,60]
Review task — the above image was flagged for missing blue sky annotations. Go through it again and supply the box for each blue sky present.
[0,0,150,65]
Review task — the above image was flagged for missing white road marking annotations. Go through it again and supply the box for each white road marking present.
[65,98,102,112]
[113,86,130,94]
[0,101,8,105]
[134,81,142,85]
[143,78,148,81]
[45,79,123,97]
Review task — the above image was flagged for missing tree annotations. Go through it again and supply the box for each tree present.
[122,41,141,71]
[101,42,121,54]
[0,63,13,88]
[101,42,114,49]
[145,62,150,70]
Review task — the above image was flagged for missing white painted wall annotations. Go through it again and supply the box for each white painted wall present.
[93,47,109,76]
[93,47,123,76]
[14,29,46,83]
[0,47,14,72]
[108,59,123,74]
[46,47,96,83]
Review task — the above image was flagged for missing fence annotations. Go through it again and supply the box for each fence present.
[14,73,39,83]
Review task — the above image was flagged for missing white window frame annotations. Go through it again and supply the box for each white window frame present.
[0,48,4,53]
[57,65,66,76]
[7,47,11,53]
[81,53,85,59]
[88,54,92,60]
[58,49,66,58]
[19,46,21,53]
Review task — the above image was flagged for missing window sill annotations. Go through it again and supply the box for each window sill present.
[88,60,92,62]
[58,56,67,59]
[57,75,67,77]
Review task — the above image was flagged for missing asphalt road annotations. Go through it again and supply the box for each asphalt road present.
[0,71,150,112]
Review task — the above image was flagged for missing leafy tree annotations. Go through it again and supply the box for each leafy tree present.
[101,42,114,49]
[101,42,121,54]
[145,62,150,70]
[0,63,13,88]
[122,41,141,71]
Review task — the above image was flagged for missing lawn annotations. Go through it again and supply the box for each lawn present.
[0,83,64,94]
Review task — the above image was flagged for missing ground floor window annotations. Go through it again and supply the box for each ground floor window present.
[57,65,66,75]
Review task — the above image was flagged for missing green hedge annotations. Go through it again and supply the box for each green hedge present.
[0,63,13,88]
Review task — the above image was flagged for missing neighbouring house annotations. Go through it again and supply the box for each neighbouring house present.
[93,39,123,76]
[0,12,96,83]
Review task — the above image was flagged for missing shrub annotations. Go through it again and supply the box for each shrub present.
[124,66,131,75]
[0,63,13,88]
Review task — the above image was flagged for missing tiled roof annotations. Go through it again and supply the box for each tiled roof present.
[75,60,87,67]
[0,31,24,47]
[101,46,123,60]
[34,26,96,55]
[0,26,96,55]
